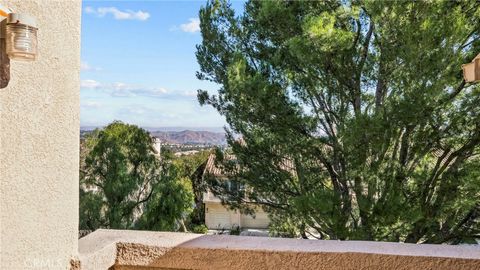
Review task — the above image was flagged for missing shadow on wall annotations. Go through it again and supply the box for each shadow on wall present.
[0,37,10,88]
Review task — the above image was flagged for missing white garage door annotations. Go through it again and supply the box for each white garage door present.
[206,205,232,229]
[241,210,269,229]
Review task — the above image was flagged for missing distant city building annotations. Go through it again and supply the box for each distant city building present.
[174,150,199,157]
[152,137,161,156]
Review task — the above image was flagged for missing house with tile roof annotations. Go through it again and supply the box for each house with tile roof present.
[202,153,270,230]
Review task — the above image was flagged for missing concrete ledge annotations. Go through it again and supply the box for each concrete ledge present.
[79,229,480,270]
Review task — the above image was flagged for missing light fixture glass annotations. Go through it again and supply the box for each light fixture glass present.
[5,13,37,61]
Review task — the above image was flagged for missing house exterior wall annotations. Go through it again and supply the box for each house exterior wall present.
[203,154,271,230]
[205,202,235,229]
[0,1,81,269]
[205,202,269,230]
[240,205,269,229]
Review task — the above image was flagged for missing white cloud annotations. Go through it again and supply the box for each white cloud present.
[110,82,168,97]
[80,79,169,98]
[84,6,95,14]
[81,79,101,89]
[82,101,102,109]
[85,6,150,21]
[182,90,197,97]
[81,61,102,72]
[119,105,181,120]
[80,79,201,102]
[179,18,200,33]
[122,106,150,115]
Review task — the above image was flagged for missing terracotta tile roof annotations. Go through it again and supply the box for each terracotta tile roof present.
[204,153,241,176]
[204,153,302,177]
[204,153,223,177]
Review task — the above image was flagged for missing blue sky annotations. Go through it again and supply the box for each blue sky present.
[81,1,244,128]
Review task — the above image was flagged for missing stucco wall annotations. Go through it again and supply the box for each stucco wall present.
[79,230,480,270]
[0,0,81,269]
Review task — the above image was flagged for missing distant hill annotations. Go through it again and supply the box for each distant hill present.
[144,126,225,133]
[81,126,224,133]
[80,127,227,145]
[150,130,226,145]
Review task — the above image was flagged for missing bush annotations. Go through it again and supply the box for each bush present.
[229,225,241,235]
[192,224,208,234]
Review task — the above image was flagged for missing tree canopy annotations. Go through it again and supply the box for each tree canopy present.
[196,0,480,243]
[172,150,211,225]
[79,121,193,231]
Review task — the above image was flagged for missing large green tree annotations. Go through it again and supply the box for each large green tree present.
[196,0,480,243]
[173,151,211,226]
[80,121,193,231]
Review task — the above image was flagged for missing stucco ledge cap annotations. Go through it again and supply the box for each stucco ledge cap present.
[78,229,480,269]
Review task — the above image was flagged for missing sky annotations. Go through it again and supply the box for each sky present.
[80,0,244,128]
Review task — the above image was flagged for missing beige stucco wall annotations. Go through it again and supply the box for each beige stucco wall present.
[79,230,480,270]
[0,0,81,269]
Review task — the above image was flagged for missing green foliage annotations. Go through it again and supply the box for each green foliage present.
[268,216,300,238]
[196,0,480,243]
[229,225,241,235]
[79,188,104,230]
[79,121,193,231]
[192,224,209,234]
[173,151,211,227]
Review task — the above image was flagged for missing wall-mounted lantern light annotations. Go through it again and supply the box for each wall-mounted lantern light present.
[462,54,480,83]
[0,4,38,88]
[5,13,38,61]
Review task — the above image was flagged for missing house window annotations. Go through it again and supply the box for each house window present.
[224,179,245,198]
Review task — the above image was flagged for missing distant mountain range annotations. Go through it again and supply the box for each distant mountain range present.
[150,130,226,145]
[81,126,224,133]
[81,127,226,145]
[144,127,225,133]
